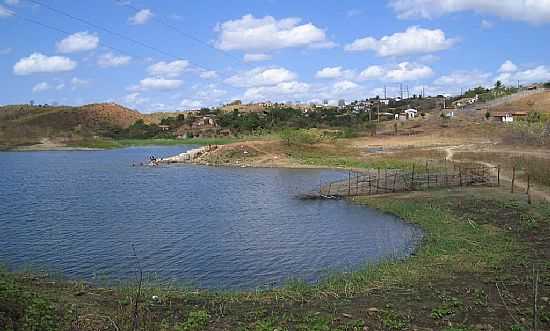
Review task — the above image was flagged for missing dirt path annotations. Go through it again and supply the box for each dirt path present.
[443,145,550,202]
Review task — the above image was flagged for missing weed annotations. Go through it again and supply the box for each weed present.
[176,310,209,331]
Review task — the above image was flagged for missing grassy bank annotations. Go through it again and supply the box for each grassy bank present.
[66,137,240,149]
[2,187,548,330]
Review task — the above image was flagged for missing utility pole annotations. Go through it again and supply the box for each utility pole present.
[384,85,387,100]
[406,85,410,99]
[400,83,403,100]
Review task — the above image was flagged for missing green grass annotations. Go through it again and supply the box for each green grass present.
[2,188,546,330]
[68,137,239,149]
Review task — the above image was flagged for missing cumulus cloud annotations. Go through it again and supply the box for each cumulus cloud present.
[56,32,99,53]
[358,65,386,80]
[243,53,272,63]
[215,15,333,51]
[32,82,50,93]
[345,26,455,56]
[125,92,148,105]
[385,62,434,81]
[243,81,310,101]
[14,53,77,75]
[499,60,518,73]
[129,9,153,25]
[481,19,494,29]
[226,67,297,88]
[71,77,89,89]
[333,80,360,93]
[389,0,550,24]
[316,66,355,79]
[97,52,131,68]
[0,4,13,17]
[5,0,19,5]
[130,77,183,91]
[180,99,204,109]
[497,65,550,85]
[147,60,189,78]
[199,70,218,79]
[434,70,492,87]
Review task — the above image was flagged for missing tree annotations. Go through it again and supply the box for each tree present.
[495,80,503,90]
[485,111,491,120]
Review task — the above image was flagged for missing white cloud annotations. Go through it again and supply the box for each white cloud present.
[97,52,131,68]
[389,0,550,24]
[71,77,89,88]
[5,0,19,5]
[316,66,355,79]
[226,67,297,88]
[199,70,218,79]
[147,60,189,78]
[0,4,13,17]
[243,53,272,63]
[243,81,310,101]
[14,53,77,75]
[56,32,99,53]
[132,77,183,91]
[215,14,333,51]
[125,92,148,105]
[499,60,518,73]
[508,66,550,84]
[129,9,153,25]
[333,80,360,93]
[32,82,50,93]
[481,19,494,29]
[358,65,386,80]
[180,99,204,109]
[345,26,455,56]
[434,70,492,87]
[385,62,434,81]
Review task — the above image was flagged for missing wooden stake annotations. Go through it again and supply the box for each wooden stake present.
[511,167,516,193]
[497,165,501,186]
[348,170,351,196]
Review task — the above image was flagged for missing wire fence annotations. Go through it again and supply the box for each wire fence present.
[301,162,500,199]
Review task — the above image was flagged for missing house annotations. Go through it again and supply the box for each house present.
[404,108,418,119]
[492,111,529,123]
[158,125,171,131]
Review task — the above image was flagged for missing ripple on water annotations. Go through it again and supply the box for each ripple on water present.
[0,146,422,290]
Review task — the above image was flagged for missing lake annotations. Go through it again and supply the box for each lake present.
[0,146,422,290]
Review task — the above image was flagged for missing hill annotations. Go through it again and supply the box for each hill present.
[491,90,550,113]
[0,103,147,148]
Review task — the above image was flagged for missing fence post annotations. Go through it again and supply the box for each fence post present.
[511,167,516,193]
[348,170,351,196]
[527,172,531,195]
[497,165,501,186]
[356,173,359,195]
[384,168,388,191]
[393,171,397,193]
[368,174,372,194]
[376,168,381,194]
[459,167,463,187]
[411,164,415,190]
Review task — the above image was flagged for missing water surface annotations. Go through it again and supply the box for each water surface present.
[0,146,421,289]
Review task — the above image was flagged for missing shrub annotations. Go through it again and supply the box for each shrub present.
[279,129,321,145]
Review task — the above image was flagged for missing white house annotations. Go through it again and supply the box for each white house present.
[404,108,418,119]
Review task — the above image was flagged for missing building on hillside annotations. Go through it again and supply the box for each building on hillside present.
[491,112,528,123]
[453,96,478,108]
[404,108,418,119]
[338,99,346,108]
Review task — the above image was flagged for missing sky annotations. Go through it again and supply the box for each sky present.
[1,0,550,112]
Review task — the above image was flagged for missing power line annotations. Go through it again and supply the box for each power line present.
[113,0,245,66]
[23,0,225,79]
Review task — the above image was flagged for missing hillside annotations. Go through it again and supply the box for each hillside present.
[491,90,550,113]
[0,103,146,148]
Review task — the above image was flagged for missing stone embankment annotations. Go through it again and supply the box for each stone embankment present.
[159,145,218,164]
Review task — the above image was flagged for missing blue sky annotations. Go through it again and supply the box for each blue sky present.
[1,0,550,112]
